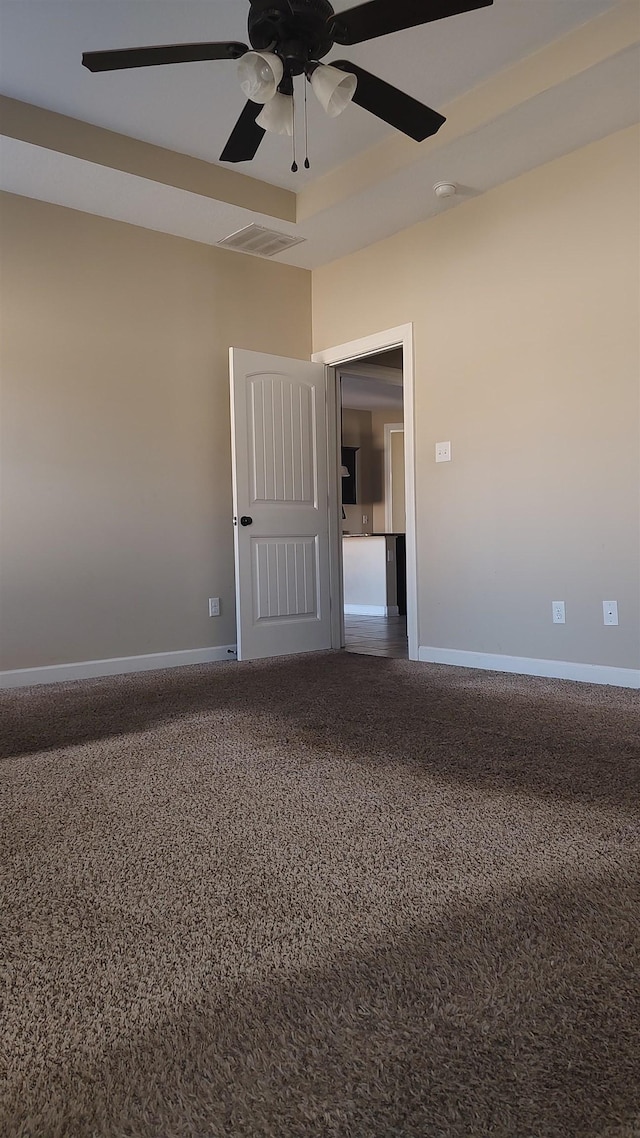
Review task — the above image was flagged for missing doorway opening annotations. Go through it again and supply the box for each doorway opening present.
[339,348,408,658]
[313,323,418,661]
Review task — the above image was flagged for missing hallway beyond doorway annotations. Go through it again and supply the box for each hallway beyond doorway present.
[344,614,408,659]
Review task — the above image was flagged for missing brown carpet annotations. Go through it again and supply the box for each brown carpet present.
[1,652,639,1138]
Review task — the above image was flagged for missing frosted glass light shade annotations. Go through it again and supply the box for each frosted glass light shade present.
[256,93,294,135]
[238,51,283,103]
[311,65,357,117]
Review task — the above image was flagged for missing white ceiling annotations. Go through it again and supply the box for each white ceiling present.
[0,0,620,187]
[341,375,404,412]
[1,0,637,267]
[341,359,404,411]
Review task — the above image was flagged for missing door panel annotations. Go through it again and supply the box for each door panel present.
[230,349,332,660]
[250,375,315,503]
[253,537,318,620]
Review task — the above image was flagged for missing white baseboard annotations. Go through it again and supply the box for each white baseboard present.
[418,646,640,689]
[344,604,399,617]
[5,642,635,690]
[0,645,238,689]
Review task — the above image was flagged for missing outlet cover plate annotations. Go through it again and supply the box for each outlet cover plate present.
[435,441,451,463]
[552,600,565,624]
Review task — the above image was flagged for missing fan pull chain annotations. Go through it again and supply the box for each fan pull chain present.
[291,88,298,173]
[303,78,310,169]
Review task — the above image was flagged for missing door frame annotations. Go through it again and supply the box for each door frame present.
[312,323,418,661]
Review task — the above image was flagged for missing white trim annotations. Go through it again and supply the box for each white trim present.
[384,422,404,533]
[344,604,399,617]
[418,646,640,688]
[0,645,237,689]
[326,350,344,651]
[313,324,418,662]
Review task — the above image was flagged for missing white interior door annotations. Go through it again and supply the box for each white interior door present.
[230,348,333,661]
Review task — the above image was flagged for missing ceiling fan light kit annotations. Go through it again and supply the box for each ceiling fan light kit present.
[82,0,494,166]
[256,92,294,135]
[310,64,357,118]
[238,51,284,102]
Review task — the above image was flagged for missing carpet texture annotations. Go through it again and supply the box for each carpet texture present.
[1,652,639,1138]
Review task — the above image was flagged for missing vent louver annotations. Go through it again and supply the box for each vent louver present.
[217,224,305,258]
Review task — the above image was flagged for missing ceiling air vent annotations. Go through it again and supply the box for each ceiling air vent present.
[217,224,305,258]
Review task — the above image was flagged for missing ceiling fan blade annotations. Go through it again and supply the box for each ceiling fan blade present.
[82,41,248,73]
[219,101,266,163]
[331,0,492,46]
[332,62,445,142]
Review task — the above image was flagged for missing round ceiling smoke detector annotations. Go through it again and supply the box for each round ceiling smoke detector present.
[433,181,457,198]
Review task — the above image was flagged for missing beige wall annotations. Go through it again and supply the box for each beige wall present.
[342,406,406,534]
[0,193,311,670]
[2,125,638,676]
[314,127,640,670]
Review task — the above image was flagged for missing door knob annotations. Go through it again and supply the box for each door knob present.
[240,515,253,527]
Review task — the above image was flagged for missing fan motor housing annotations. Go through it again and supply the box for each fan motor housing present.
[248,0,336,71]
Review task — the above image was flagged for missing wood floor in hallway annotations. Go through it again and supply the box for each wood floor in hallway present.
[344,614,408,659]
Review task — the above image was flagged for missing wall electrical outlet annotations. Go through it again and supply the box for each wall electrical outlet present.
[435,441,451,463]
[362,514,368,525]
[552,600,565,624]
[208,597,220,617]
[603,600,618,626]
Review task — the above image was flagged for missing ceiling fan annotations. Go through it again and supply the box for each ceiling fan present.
[82,0,493,166]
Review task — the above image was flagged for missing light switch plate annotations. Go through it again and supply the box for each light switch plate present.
[603,600,618,626]
[435,441,451,463]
